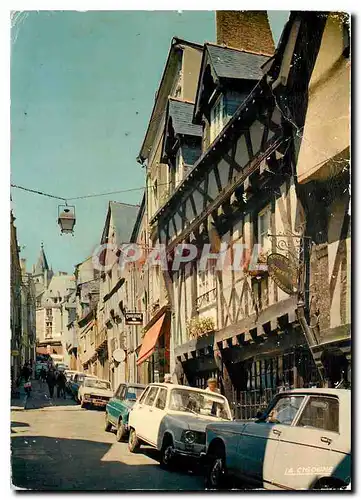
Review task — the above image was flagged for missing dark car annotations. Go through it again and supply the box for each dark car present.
[105,383,146,441]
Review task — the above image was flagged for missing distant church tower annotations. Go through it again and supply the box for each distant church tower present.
[32,243,53,300]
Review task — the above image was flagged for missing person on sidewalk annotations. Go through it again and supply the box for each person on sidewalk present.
[205,378,220,394]
[56,371,67,399]
[205,378,220,416]
[46,369,56,398]
[20,363,32,382]
[40,367,47,383]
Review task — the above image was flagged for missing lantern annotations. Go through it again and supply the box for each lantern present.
[58,205,76,234]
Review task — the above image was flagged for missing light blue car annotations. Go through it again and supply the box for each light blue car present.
[203,388,351,491]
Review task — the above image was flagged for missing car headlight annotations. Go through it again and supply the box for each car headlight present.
[84,394,91,398]
[181,430,206,445]
[183,431,196,444]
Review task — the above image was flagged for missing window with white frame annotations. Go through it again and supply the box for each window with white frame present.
[210,95,225,142]
[197,261,216,308]
[258,204,272,255]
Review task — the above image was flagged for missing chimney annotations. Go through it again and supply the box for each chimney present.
[216,11,275,56]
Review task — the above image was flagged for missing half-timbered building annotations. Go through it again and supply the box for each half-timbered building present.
[267,12,351,387]
[152,12,325,416]
[136,37,203,383]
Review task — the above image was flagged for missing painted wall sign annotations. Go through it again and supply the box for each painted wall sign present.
[125,312,143,325]
[267,253,298,295]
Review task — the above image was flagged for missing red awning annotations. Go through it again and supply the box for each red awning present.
[137,313,166,366]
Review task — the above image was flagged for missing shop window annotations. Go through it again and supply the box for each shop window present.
[297,396,339,433]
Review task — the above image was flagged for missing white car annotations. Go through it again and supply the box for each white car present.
[204,388,351,490]
[128,383,232,468]
[78,378,113,409]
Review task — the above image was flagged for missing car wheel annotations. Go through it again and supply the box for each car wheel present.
[104,413,112,432]
[313,478,348,490]
[128,428,140,453]
[116,420,126,442]
[80,398,87,409]
[205,452,227,490]
[160,437,175,470]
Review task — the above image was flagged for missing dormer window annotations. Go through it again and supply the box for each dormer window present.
[210,95,225,142]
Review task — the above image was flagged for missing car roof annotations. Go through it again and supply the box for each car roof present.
[124,383,147,388]
[84,377,109,383]
[278,388,350,398]
[147,383,227,397]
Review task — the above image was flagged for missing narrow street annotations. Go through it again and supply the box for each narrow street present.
[11,382,204,491]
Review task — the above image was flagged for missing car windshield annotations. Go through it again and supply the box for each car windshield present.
[126,387,144,401]
[169,388,231,420]
[84,379,111,390]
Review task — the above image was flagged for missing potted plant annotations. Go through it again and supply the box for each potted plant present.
[186,316,215,339]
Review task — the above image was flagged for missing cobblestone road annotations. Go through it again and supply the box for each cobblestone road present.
[11,381,204,491]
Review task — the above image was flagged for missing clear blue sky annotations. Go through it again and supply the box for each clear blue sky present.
[11,10,289,274]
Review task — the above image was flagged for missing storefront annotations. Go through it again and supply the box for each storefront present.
[174,331,220,389]
[136,307,171,383]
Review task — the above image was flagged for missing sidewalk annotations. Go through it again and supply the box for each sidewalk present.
[11,380,76,411]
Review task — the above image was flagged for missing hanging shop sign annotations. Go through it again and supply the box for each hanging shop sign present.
[267,253,298,295]
[125,312,143,325]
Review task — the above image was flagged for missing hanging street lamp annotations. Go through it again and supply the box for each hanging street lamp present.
[58,204,76,235]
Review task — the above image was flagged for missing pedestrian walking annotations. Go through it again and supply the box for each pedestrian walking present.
[46,369,56,398]
[56,371,67,399]
[40,367,47,383]
[23,379,32,409]
[21,362,32,382]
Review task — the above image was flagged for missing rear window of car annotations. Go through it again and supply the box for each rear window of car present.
[126,387,144,401]
[296,396,339,433]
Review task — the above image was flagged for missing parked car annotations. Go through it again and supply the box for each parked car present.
[204,388,351,490]
[105,383,146,441]
[64,370,77,394]
[70,373,96,402]
[56,363,68,372]
[128,383,232,468]
[78,378,113,409]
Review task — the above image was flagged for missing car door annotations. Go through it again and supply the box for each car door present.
[136,387,160,444]
[271,394,349,490]
[130,386,150,435]
[237,394,306,488]
[108,384,124,424]
[147,387,168,448]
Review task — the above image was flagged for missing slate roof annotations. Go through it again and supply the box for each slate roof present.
[168,99,202,137]
[207,44,270,81]
[109,202,139,246]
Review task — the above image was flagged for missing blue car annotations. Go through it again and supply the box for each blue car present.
[105,383,146,441]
